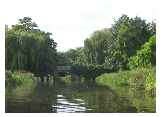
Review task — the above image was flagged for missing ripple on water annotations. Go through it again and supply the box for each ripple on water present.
[52,95,89,112]
[57,95,64,98]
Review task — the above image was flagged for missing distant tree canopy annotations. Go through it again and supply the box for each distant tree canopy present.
[84,28,113,65]
[61,14,156,73]
[6,17,57,76]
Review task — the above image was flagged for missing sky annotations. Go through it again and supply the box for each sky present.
[1,0,156,51]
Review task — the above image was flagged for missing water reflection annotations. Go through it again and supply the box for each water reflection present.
[5,77,155,113]
[52,95,87,113]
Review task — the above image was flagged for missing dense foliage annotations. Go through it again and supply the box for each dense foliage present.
[6,17,57,77]
[128,35,156,69]
[109,15,155,70]
[84,28,113,65]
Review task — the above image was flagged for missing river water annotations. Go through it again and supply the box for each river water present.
[6,78,155,113]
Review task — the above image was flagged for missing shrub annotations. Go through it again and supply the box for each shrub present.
[128,35,156,69]
[6,71,34,86]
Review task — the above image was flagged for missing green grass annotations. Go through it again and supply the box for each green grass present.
[96,67,156,95]
[96,67,156,112]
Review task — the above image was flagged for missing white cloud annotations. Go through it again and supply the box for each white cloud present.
[1,0,155,51]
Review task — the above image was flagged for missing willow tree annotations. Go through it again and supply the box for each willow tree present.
[6,17,57,76]
[84,28,113,65]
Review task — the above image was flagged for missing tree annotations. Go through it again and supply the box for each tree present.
[12,17,38,31]
[6,17,58,77]
[84,28,113,65]
[109,14,155,70]
[61,47,87,65]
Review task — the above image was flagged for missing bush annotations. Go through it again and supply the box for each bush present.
[128,35,156,69]
[6,71,34,86]
[96,67,156,95]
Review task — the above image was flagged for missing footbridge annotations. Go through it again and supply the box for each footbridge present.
[54,66,72,76]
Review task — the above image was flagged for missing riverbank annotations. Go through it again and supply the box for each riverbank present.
[96,67,156,96]
[96,67,156,112]
[5,71,34,87]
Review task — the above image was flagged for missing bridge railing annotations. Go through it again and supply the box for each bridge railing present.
[56,66,71,71]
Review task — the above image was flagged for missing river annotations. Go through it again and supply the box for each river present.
[5,77,155,113]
